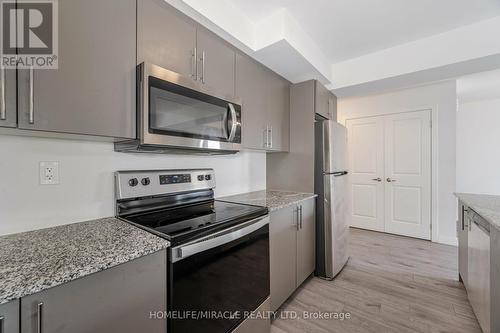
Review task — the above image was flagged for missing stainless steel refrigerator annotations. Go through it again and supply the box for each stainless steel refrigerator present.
[314,119,350,280]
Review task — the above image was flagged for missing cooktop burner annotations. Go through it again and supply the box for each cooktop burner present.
[124,200,267,245]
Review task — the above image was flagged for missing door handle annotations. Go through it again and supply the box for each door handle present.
[386,178,396,183]
[372,178,382,182]
[0,316,4,333]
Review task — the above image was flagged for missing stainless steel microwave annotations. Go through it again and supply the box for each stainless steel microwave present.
[115,63,242,154]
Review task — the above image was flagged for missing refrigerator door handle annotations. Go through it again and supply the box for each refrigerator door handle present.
[324,171,348,177]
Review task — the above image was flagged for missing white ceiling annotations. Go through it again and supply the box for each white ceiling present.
[230,0,500,63]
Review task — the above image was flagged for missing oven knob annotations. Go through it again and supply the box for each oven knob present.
[205,174,211,181]
[128,178,139,187]
[197,175,204,181]
[141,177,151,186]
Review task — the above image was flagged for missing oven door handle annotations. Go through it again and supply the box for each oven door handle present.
[171,215,269,263]
[227,103,238,142]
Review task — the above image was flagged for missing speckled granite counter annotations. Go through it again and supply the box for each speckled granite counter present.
[0,217,169,305]
[219,190,317,212]
[455,193,500,231]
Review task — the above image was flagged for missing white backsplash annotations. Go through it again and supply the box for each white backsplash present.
[0,134,266,235]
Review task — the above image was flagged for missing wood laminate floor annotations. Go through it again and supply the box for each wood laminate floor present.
[271,228,481,333]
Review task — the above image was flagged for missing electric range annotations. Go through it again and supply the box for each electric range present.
[115,169,270,333]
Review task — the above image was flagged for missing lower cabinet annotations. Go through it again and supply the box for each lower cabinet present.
[296,199,316,287]
[467,214,491,333]
[0,299,19,333]
[21,250,167,333]
[270,198,315,312]
[457,202,468,285]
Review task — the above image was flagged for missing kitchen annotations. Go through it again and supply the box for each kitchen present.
[1,0,500,333]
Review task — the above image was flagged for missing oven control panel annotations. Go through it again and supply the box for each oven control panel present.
[160,174,191,185]
[115,169,216,200]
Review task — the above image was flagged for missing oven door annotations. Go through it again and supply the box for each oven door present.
[168,216,270,333]
[139,63,242,152]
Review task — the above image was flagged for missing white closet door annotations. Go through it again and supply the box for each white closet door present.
[346,116,385,232]
[384,110,431,239]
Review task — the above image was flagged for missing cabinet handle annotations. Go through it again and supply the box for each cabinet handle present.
[263,126,268,148]
[0,316,4,333]
[191,47,197,80]
[386,178,396,183]
[269,125,273,149]
[0,67,5,120]
[37,302,43,333]
[29,68,34,124]
[299,205,303,229]
[295,207,300,231]
[200,51,205,84]
[372,178,382,182]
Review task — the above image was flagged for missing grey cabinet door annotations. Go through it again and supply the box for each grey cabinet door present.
[491,227,500,333]
[17,0,136,139]
[296,198,316,287]
[196,27,235,97]
[138,0,196,78]
[315,81,330,119]
[458,202,468,285]
[328,93,337,121]
[267,72,290,152]
[21,251,167,333]
[0,69,16,128]
[270,206,297,312]
[0,299,19,333]
[468,219,490,333]
[235,53,268,150]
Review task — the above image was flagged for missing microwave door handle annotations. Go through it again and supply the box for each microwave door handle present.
[227,103,238,142]
[223,106,230,139]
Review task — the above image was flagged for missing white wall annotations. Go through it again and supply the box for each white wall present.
[338,80,457,246]
[0,135,266,236]
[457,98,500,194]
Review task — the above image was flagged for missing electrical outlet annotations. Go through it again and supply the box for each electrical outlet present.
[39,161,60,185]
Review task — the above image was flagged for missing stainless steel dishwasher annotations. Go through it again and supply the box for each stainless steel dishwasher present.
[467,209,491,333]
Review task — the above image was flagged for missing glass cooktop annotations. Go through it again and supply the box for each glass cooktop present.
[124,200,268,245]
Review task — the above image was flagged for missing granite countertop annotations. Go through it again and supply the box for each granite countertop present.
[219,190,317,212]
[0,217,169,305]
[455,193,500,231]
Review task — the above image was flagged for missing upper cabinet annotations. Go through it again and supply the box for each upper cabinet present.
[236,53,290,152]
[196,27,236,97]
[3,0,288,148]
[0,68,16,128]
[17,0,136,139]
[236,54,268,150]
[138,0,235,97]
[137,0,197,79]
[267,70,290,152]
[315,81,337,120]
